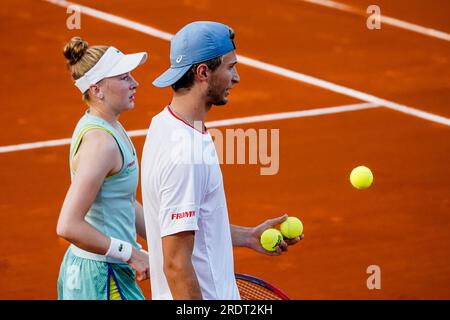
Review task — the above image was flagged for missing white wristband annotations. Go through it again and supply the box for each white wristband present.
[105,237,132,262]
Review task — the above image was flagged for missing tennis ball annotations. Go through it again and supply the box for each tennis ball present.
[280,217,303,239]
[350,166,373,190]
[260,228,283,251]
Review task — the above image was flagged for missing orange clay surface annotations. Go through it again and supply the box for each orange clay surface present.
[0,0,449,299]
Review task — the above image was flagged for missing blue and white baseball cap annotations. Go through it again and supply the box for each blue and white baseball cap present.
[153,21,236,88]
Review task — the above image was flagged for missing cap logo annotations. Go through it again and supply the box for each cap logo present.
[176,55,183,63]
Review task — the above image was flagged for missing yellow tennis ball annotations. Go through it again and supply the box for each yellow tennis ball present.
[260,228,283,251]
[280,217,303,239]
[350,166,373,190]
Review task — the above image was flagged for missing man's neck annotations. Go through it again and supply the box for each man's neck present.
[170,91,211,127]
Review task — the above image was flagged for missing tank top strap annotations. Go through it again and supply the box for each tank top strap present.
[69,113,135,178]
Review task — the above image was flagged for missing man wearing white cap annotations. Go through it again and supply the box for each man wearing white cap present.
[57,37,149,300]
[141,21,301,300]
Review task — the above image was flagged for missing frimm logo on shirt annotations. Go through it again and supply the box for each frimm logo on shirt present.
[171,211,196,220]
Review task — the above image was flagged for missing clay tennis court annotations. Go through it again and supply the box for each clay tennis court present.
[1,0,449,299]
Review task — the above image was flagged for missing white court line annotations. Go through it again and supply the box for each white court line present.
[205,102,379,127]
[43,0,450,127]
[237,56,450,126]
[0,102,379,153]
[0,138,72,153]
[300,0,450,42]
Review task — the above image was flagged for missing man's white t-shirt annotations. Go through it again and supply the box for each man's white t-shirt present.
[141,106,240,300]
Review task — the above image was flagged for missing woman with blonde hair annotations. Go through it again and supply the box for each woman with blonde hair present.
[56,37,149,300]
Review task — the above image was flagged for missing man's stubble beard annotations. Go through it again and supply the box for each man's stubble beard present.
[206,77,228,106]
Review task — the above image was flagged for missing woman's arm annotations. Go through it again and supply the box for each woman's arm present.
[56,130,119,254]
[134,201,147,240]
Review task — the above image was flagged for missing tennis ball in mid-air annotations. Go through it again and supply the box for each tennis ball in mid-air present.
[350,166,373,190]
[280,217,303,239]
[260,228,283,251]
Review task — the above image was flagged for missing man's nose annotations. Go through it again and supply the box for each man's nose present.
[232,69,240,84]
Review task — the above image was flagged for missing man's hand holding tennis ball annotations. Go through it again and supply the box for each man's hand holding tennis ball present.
[232,214,303,256]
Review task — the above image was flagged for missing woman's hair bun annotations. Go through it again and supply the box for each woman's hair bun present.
[63,37,89,66]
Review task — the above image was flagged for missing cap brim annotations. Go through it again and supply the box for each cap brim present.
[106,52,148,78]
[152,65,192,88]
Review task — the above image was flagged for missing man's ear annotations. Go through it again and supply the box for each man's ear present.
[195,64,211,82]
[88,84,104,100]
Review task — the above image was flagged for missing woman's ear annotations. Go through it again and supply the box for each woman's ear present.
[89,84,104,100]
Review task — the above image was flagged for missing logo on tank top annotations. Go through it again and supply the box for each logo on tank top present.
[125,159,137,174]
[127,160,136,168]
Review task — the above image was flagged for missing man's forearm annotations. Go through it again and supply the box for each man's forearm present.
[165,262,202,299]
[230,224,251,247]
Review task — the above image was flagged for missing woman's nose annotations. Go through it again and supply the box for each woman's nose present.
[130,75,139,89]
